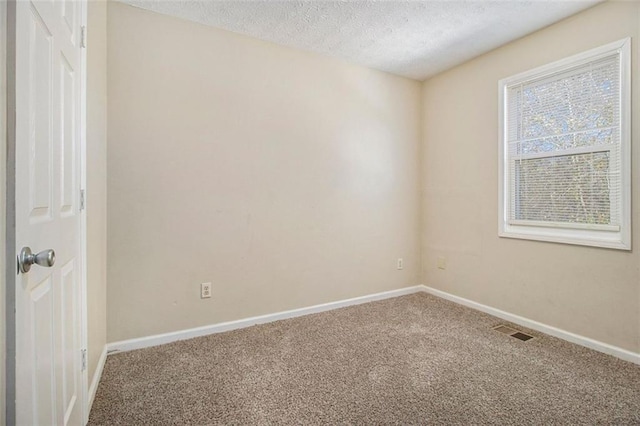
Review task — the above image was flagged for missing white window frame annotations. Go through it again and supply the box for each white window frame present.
[498,38,631,250]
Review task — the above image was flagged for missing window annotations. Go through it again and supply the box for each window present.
[499,39,630,250]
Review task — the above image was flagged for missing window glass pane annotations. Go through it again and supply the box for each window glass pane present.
[513,151,611,225]
[518,58,618,142]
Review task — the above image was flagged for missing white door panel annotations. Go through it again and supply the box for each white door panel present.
[26,4,54,224]
[59,259,80,426]
[15,0,86,424]
[29,277,56,426]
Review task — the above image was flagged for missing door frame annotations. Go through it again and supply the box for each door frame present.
[1,0,7,424]
[5,2,15,423]
[79,0,90,422]
[4,0,90,423]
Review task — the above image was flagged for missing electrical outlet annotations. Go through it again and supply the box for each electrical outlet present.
[397,258,404,270]
[437,257,447,270]
[201,282,212,299]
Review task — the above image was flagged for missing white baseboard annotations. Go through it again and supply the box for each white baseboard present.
[87,345,107,412]
[105,284,639,366]
[421,285,640,365]
[107,285,424,354]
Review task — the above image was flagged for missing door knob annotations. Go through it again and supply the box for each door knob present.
[18,247,56,274]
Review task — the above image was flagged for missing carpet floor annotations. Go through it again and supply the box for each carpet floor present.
[89,293,640,425]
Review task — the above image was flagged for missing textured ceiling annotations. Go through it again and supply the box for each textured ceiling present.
[118,0,601,80]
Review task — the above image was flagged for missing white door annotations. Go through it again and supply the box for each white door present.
[15,0,86,424]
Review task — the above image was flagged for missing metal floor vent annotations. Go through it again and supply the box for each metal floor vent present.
[493,325,534,341]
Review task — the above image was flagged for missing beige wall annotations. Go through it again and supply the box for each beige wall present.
[421,1,640,353]
[87,0,108,384]
[107,2,422,342]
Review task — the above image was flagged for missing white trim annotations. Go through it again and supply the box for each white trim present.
[87,345,107,414]
[421,285,640,365]
[498,37,631,250]
[498,228,630,250]
[106,285,640,366]
[510,143,613,161]
[107,286,425,353]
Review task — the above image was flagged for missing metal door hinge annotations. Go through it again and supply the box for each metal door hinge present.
[80,26,86,48]
[80,189,85,211]
[81,349,87,371]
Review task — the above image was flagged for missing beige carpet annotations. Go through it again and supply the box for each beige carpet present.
[89,293,640,425]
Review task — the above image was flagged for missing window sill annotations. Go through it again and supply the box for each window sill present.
[499,225,630,251]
